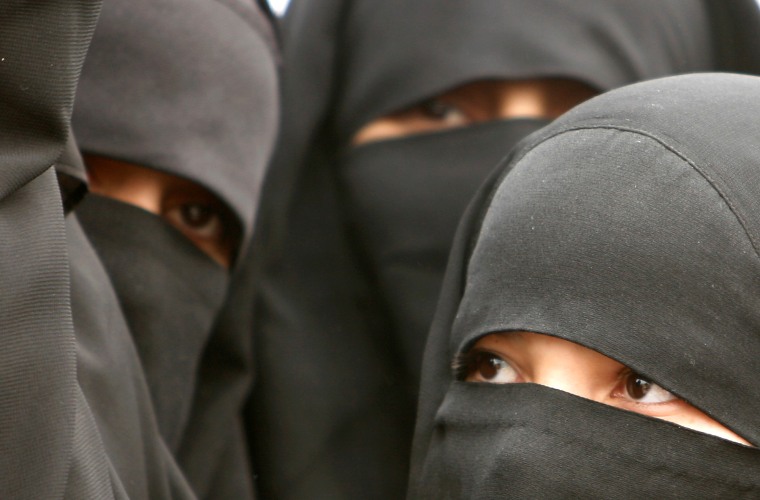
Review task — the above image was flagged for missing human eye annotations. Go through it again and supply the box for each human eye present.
[454,349,520,384]
[618,371,677,404]
[165,202,224,240]
[419,98,468,126]
[162,198,239,268]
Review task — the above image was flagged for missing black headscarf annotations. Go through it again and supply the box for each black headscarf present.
[73,0,278,248]
[410,73,760,498]
[249,1,744,498]
[71,0,278,495]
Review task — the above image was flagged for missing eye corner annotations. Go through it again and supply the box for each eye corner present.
[452,350,474,381]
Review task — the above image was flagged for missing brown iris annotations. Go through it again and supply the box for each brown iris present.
[625,373,652,400]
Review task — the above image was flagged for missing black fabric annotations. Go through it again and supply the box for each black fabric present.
[71,0,279,497]
[334,0,715,141]
[72,0,278,245]
[67,213,196,499]
[56,133,89,213]
[177,250,260,499]
[0,1,200,498]
[0,2,120,497]
[341,119,549,384]
[250,1,737,498]
[706,0,760,75]
[77,195,229,451]
[411,73,760,498]
[420,383,760,499]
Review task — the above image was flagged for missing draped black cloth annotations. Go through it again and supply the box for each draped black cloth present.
[0,2,101,497]
[71,0,279,497]
[248,1,758,498]
[73,0,278,246]
[67,213,196,498]
[410,73,760,498]
[0,1,191,497]
[56,133,89,213]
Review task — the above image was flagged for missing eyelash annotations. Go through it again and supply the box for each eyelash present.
[453,349,477,381]
[452,349,506,381]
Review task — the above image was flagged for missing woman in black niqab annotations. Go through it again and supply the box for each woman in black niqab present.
[250,1,751,497]
[410,73,760,498]
[71,0,278,496]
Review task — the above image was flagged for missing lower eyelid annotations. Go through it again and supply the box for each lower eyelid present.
[617,400,690,421]
[612,388,681,410]
[624,398,679,408]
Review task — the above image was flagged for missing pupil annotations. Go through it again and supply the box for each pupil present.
[626,374,651,400]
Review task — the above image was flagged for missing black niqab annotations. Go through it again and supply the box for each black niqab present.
[411,73,760,498]
[71,0,279,496]
[341,120,550,377]
[76,196,229,449]
[67,213,196,498]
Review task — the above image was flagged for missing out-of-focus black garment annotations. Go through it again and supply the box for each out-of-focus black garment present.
[178,250,262,499]
[71,0,279,497]
[0,1,193,498]
[56,134,89,213]
[0,2,100,498]
[247,1,760,498]
[410,73,760,498]
[67,213,196,499]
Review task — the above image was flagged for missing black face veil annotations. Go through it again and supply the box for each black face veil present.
[251,1,736,498]
[410,73,760,498]
[70,0,278,483]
